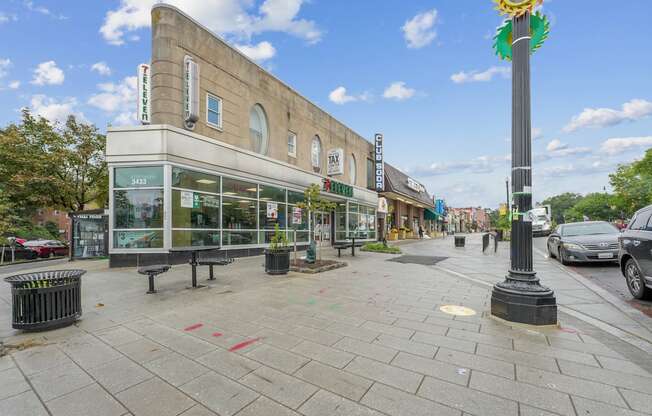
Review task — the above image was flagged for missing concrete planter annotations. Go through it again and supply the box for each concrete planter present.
[388,232,399,241]
[399,231,407,240]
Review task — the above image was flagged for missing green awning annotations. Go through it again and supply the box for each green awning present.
[424,208,440,220]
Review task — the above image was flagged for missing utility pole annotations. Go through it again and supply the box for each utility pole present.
[505,177,510,214]
[490,2,557,325]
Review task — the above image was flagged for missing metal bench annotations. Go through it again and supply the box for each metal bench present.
[137,265,171,294]
[334,237,363,257]
[198,255,234,280]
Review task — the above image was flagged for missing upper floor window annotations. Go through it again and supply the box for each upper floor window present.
[206,94,222,129]
[311,135,322,173]
[249,104,269,155]
[366,158,374,189]
[349,154,357,184]
[288,131,297,158]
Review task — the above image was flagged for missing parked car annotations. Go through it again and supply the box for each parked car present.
[0,242,38,261]
[23,240,69,258]
[547,221,620,265]
[619,205,652,300]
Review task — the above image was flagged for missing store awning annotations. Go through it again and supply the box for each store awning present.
[424,208,441,220]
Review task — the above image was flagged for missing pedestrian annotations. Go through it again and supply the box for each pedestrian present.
[418,226,424,239]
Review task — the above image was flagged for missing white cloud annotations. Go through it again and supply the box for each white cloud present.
[8,80,20,89]
[383,81,416,101]
[100,0,321,46]
[564,99,652,132]
[402,9,438,49]
[88,76,137,114]
[31,61,65,85]
[546,139,566,152]
[113,111,137,126]
[91,62,112,76]
[0,12,17,24]
[600,136,652,156]
[328,86,370,105]
[451,66,511,84]
[234,41,276,62]
[29,95,85,124]
[0,58,11,78]
[24,1,66,20]
[532,127,543,140]
[411,154,509,177]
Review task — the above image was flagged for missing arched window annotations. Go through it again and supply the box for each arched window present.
[349,154,357,184]
[249,104,269,155]
[311,135,322,173]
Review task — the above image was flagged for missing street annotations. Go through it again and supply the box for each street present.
[533,236,652,318]
[0,258,69,275]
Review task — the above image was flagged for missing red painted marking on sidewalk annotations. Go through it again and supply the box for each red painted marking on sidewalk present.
[228,338,260,352]
[318,288,327,294]
[184,323,203,332]
[212,332,223,337]
[560,327,577,333]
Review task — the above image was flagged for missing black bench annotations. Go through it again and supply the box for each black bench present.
[137,265,171,294]
[334,238,364,257]
[198,255,234,280]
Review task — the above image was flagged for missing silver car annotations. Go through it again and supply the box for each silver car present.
[547,221,620,265]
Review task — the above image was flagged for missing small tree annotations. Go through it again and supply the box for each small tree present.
[297,184,335,262]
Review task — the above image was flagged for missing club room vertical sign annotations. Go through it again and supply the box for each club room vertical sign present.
[374,134,384,192]
[183,55,200,129]
[137,64,150,124]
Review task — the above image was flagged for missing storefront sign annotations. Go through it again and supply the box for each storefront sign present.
[266,202,278,219]
[292,207,302,225]
[183,56,200,129]
[407,177,425,193]
[327,148,344,176]
[323,178,353,198]
[374,134,384,192]
[180,191,195,208]
[377,197,388,214]
[137,64,150,124]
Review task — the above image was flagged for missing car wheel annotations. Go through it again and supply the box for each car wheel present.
[625,259,652,300]
[559,248,571,266]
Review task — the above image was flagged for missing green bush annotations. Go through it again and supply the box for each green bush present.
[361,243,401,254]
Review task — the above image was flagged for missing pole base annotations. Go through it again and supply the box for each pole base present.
[491,279,557,326]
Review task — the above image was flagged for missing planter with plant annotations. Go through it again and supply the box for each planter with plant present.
[264,224,290,275]
[361,242,401,254]
[388,228,399,241]
[398,227,407,240]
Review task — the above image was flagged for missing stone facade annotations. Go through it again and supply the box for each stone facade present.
[150,4,373,188]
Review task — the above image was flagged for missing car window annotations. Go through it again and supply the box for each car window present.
[630,211,651,231]
[562,222,619,237]
[646,213,652,232]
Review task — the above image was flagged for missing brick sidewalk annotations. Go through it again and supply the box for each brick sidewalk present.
[1,240,652,416]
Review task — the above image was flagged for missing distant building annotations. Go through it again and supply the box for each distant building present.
[32,208,71,241]
[449,207,491,233]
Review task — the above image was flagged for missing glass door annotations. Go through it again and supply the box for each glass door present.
[313,212,331,244]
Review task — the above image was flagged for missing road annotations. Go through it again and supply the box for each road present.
[533,236,652,317]
[0,258,69,276]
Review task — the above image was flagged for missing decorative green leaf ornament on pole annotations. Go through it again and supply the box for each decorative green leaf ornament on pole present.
[494,12,550,61]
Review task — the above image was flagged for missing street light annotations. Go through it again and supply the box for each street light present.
[490,0,557,325]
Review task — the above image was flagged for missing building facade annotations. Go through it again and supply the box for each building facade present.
[106,4,378,266]
[33,208,71,241]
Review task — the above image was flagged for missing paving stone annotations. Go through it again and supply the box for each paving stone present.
[446,328,513,349]
[424,316,480,332]
[0,368,30,400]
[47,383,127,416]
[516,365,627,407]
[118,377,196,416]
[291,325,343,346]
[240,365,317,409]
[620,389,652,414]
[513,339,600,367]
[179,404,218,416]
[436,347,515,379]
[88,357,154,394]
[519,404,563,416]
[411,331,477,354]
[470,370,575,416]
[11,345,71,375]
[155,333,217,359]
[295,361,372,401]
[555,357,637,392]
[95,327,143,347]
[572,396,648,416]
[115,338,172,364]
[344,356,422,393]
[548,338,624,359]
[361,382,461,416]
[196,348,261,379]
[595,355,652,377]
[180,372,258,416]
[236,396,300,416]
[0,390,49,416]
[59,335,123,370]
[252,328,303,350]
[244,344,309,374]
[381,309,428,323]
[291,340,354,368]
[394,319,448,336]
[418,376,518,416]
[475,344,559,373]
[30,361,94,401]
[144,352,209,386]
[374,333,437,358]
[299,389,382,416]
[326,322,379,342]
[288,315,334,330]
[333,337,398,363]
[392,352,469,386]
[0,354,15,372]
[361,321,414,338]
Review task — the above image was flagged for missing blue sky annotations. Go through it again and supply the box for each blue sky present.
[1,0,651,208]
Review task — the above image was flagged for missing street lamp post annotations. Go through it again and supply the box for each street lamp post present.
[490,1,557,325]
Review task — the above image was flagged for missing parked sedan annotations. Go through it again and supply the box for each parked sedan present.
[23,240,69,258]
[0,242,38,261]
[619,205,652,300]
[547,221,620,265]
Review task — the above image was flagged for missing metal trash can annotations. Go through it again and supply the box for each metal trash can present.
[4,270,86,331]
[454,236,466,247]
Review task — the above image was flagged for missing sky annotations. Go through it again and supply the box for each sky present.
[1,0,651,209]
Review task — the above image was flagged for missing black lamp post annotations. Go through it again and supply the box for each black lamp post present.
[490,11,557,325]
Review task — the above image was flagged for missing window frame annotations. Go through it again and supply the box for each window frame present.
[206,93,223,130]
[311,135,322,173]
[288,131,297,158]
[349,153,357,184]
[249,104,269,155]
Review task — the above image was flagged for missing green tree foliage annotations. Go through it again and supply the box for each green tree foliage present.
[563,193,619,223]
[541,192,584,225]
[609,149,652,217]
